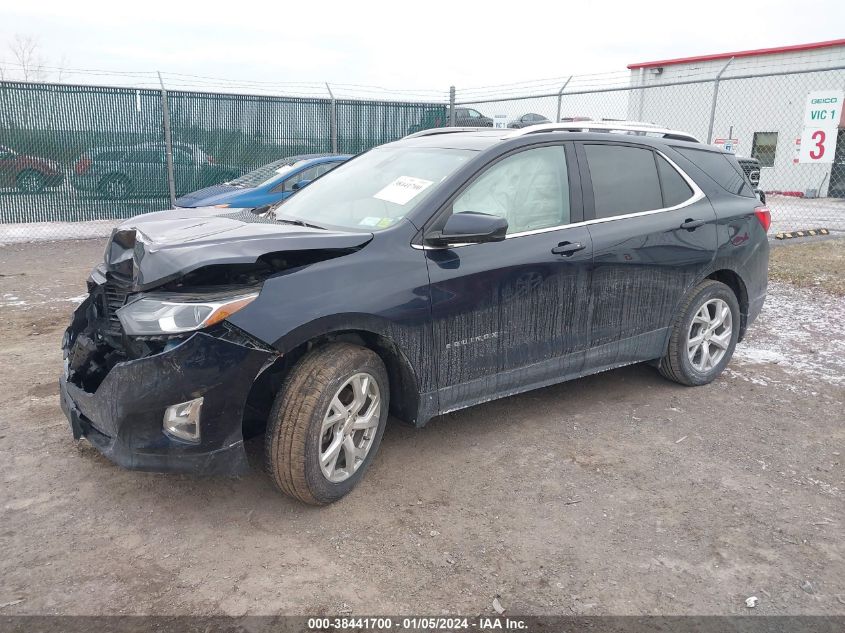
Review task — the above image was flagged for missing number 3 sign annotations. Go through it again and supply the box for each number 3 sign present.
[799,90,842,164]
[799,127,835,163]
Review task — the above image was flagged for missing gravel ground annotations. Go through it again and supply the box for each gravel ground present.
[0,239,843,617]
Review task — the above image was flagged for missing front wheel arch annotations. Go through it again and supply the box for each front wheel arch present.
[241,328,421,442]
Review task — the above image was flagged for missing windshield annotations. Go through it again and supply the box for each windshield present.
[227,158,304,188]
[272,146,475,231]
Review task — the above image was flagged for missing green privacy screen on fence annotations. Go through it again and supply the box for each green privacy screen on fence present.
[0,80,446,224]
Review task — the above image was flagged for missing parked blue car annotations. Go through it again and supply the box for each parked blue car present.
[174,153,351,208]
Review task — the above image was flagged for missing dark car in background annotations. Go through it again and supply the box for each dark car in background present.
[508,113,551,129]
[71,142,236,199]
[61,123,769,505]
[736,156,761,187]
[175,153,350,208]
[408,107,492,134]
[0,144,64,193]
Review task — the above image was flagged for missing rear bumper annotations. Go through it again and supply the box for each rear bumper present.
[60,327,275,476]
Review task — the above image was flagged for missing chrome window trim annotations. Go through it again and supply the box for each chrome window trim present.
[414,149,704,251]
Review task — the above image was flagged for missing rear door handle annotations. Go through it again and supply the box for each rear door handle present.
[551,241,586,256]
[680,218,706,230]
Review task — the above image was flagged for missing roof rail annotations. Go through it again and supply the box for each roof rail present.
[505,121,701,143]
[404,126,496,139]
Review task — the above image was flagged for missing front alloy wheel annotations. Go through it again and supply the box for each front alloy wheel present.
[319,373,381,483]
[265,342,389,504]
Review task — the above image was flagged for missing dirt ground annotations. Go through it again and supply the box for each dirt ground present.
[0,238,843,617]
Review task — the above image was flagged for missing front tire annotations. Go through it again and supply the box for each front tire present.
[658,280,740,386]
[265,343,389,505]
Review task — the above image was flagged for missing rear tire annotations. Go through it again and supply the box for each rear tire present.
[17,169,46,194]
[658,280,740,386]
[265,342,389,505]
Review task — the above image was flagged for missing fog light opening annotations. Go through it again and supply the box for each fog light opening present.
[163,397,203,443]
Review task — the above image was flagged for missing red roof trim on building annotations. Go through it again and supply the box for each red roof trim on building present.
[627,39,845,70]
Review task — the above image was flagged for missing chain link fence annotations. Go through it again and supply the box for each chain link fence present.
[0,80,444,241]
[1,61,844,242]
[454,63,845,237]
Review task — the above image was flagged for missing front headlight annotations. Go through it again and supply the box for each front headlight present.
[117,292,258,336]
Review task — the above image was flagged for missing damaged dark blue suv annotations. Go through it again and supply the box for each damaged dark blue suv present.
[61,123,770,504]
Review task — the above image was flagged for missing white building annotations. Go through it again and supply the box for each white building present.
[626,39,845,197]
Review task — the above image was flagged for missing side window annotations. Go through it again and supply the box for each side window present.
[656,155,693,207]
[171,148,194,165]
[467,109,482,119]
[124,149,165,164]
[674,147,753,197]
[283,166,319,191]
[751,132,778,168]
[585,144,662,218]
[95,150,126,161]
[452,145,569,234]
[455,108,468,119]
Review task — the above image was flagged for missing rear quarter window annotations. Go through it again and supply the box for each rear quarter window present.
[656,155,693,207]
[585,144,662,218]
[674,147,754,197]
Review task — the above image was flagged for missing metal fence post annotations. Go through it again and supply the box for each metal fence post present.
[326,82,338,153]
[449,86,456,126]
[706,57,734,144]
[555,76,573,122]
[157,71,176,208]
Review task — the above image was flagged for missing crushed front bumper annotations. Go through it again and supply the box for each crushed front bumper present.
[60,326,275,476]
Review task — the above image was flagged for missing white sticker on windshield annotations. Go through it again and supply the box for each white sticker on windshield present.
[373,176,433,205]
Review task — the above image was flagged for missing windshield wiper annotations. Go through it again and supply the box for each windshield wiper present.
[275,216,326,230]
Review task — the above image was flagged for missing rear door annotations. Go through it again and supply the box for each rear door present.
[424,143,593,412]
[578,141,717,368]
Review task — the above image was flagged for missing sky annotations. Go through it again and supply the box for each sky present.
[0,0,843,98]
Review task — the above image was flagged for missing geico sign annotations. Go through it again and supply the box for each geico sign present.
[811,98,839,104]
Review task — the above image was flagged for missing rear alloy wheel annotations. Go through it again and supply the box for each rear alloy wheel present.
[99,175,131,199]
[658,280,740,386]
[17,170,46,194]
[265,342,389,504]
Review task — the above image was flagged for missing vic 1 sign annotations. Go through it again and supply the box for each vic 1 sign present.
[799,127,836,163]
[798,90,842,164]
[803,90,843,127]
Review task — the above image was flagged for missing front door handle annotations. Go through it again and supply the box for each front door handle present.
[551,241,586,256]
[680,218,706,230]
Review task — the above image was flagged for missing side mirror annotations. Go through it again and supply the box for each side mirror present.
[754,188,766,204]
[426,212,508,246]
[291,179,311,191]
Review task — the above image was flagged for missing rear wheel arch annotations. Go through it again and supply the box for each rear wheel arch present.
[241,327,421,441]
[705,269,749,340]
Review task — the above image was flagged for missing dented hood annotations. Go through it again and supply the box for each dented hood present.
[102,207,373,290]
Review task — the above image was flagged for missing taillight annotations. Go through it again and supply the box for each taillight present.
[74,157,92,175]
[754,206,771,232]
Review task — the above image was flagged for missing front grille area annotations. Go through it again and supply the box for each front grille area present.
[102,281,130,336]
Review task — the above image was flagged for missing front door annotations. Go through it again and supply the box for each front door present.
[424,143,593,413]
[577,141,717,369]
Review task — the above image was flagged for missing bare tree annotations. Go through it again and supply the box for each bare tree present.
[0,35,56,82]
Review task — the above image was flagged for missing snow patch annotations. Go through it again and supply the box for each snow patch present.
[735,281,845,386]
